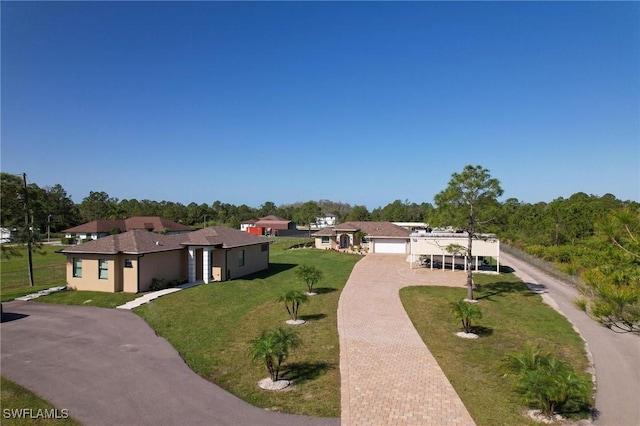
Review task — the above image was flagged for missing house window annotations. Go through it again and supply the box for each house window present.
[73,258,82,278]
[124,259,133,268]
[238,250,245,267]
[321,236,330,244]
[261,244,268,252]
[98,259,108,279]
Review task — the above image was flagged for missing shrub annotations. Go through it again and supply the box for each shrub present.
[249,327,301,382]
[149,277,187,291]
[504,344,591,418]
[150,278,167,291]
[295,264,323,294]
[449,299,482,333]
[277,290,308,322]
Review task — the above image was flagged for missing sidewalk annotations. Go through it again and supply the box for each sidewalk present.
[116,281,203,310]
[338,254,475,425]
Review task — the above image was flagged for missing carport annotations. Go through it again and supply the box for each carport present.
[409,232,500,272]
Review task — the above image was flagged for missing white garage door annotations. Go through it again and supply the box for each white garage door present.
[373,240,407,254]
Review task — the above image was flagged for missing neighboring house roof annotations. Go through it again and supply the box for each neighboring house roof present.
[180,226,270,248]
[241,219,258,224]
[259,215,288,221]
[60,226,271,255]
[60,230,185,255]
[312,221,411,238]
[254,215,293,230]
[319,212,337,218]
[63,217,193,234]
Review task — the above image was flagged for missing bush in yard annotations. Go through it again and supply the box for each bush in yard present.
[150,278,167,291]
[449,298,482,334]
[249,327,301,383]
[504,344,591,419]
[277,290,308,322]
[295,264,323,295]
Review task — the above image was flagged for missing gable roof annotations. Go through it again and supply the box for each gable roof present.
[60,230,185,255]
[180,226,271,248]
[63,217,193,234]
[312,221,411,238]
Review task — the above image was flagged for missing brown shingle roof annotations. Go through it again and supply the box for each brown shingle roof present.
[60,230,185,255]
[259,215,287,221]
[60,226,270,255]
[254,215,292,230]
[180,226,270,248]
[312,221,411,238]
[63,217,193,234]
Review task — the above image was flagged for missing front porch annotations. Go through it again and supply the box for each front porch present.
[187,247,229,283]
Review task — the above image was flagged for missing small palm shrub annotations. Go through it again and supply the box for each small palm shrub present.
[295,264,323,294]
[504,344,592,418]
[449,298,482,333]
[277,290,308,322]
[249,327,301,382]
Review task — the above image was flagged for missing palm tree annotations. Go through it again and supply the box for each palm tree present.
[277,290,308,322]
[249,327,301,382]
[295,264,323,295]
[504,344,591,418]
[449,298,482,334]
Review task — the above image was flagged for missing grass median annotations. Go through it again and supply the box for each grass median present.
[401,272,593,426]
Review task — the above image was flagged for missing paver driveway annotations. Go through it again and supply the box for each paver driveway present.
[338,254,475,426]
[0,301,338,426]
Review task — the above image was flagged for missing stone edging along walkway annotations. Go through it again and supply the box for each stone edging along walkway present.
[338,254,476,426]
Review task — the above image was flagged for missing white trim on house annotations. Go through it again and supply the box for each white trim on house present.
[409,232,500,273]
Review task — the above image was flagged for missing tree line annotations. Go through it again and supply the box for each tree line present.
[1,172,637,242]
[2,168,638,332]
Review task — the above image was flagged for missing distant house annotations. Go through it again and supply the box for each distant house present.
[315,212,338,229]
[254,215,296,235]
[63,216,193,242]
[59,226,271,293]
[313,221,411,254]
[1,227,12,244]
[240,219,257,232]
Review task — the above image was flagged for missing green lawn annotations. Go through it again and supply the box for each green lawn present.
[0,377,81,426]
[1,240,595,423]
[401,273,593,426]
[33,290,138,308]
[135,239,361,417]
[1,245,67,302]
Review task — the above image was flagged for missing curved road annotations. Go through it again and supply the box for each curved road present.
[1,301,338,426]
[500,252,640,426]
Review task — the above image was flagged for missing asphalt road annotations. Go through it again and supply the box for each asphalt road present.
[500,252,640,426]
[0,301,338,426]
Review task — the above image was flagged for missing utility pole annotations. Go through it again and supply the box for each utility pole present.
[23,173,34,287]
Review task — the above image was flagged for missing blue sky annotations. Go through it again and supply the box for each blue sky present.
[2,1,639,209]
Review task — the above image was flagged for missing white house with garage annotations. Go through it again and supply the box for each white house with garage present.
[312,221,411,253]
[409,232,500,272]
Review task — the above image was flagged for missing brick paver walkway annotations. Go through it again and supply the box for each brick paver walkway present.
[338,254,476,426]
